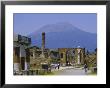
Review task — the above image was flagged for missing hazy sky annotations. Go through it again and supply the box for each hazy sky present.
[14,13,97,36]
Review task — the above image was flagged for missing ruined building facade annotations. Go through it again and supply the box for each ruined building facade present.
[29,46,50,70]
[58,48,85,66]
[13,34,31,73]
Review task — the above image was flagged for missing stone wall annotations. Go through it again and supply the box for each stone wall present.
[58,48,85,66]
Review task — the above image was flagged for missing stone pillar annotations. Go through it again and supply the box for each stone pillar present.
[81,48,85,64]
[77,48,81,64]
[20,45,26,70]
[13,47,20,72]
[41,32,45,58]
[33,49,36,59]
[42,32,45,50]
[25,48,30,71]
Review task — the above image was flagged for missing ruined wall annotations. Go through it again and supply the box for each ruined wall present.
[58,48,67,66]
[58,48,85,66]
[14,45,31,72]
[85,52,97,68]
[29,47,50,70]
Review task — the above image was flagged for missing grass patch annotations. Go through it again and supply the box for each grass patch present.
[45,72,55,75]
[87,72,97,75]
[38,70,55,75]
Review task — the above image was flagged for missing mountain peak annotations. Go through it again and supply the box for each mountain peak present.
[54,22,73,26]
[32,22,81,34]
[28,22,97,51]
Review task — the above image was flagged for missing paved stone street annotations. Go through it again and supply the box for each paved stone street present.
[52,67,90,75]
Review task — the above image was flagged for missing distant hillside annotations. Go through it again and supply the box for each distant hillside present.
[28,22,97,51]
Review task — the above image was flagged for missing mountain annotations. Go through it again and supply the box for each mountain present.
[28,22,97,52]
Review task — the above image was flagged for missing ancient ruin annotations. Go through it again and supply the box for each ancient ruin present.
[13,32,97,75]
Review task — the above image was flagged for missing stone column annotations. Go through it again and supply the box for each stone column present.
[20,45,26,70]
[42,32,45,50]
[33,49,35,59]
[41,32,45,58]
[13,47,20,72]
[77,49,81,64]
[25,48,30,71]
[81,48,85,64]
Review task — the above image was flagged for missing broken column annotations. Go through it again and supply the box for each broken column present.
[42,32,45,50]
[13,47,20,72]
[20,45,26,71]
[41,32,45,58]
